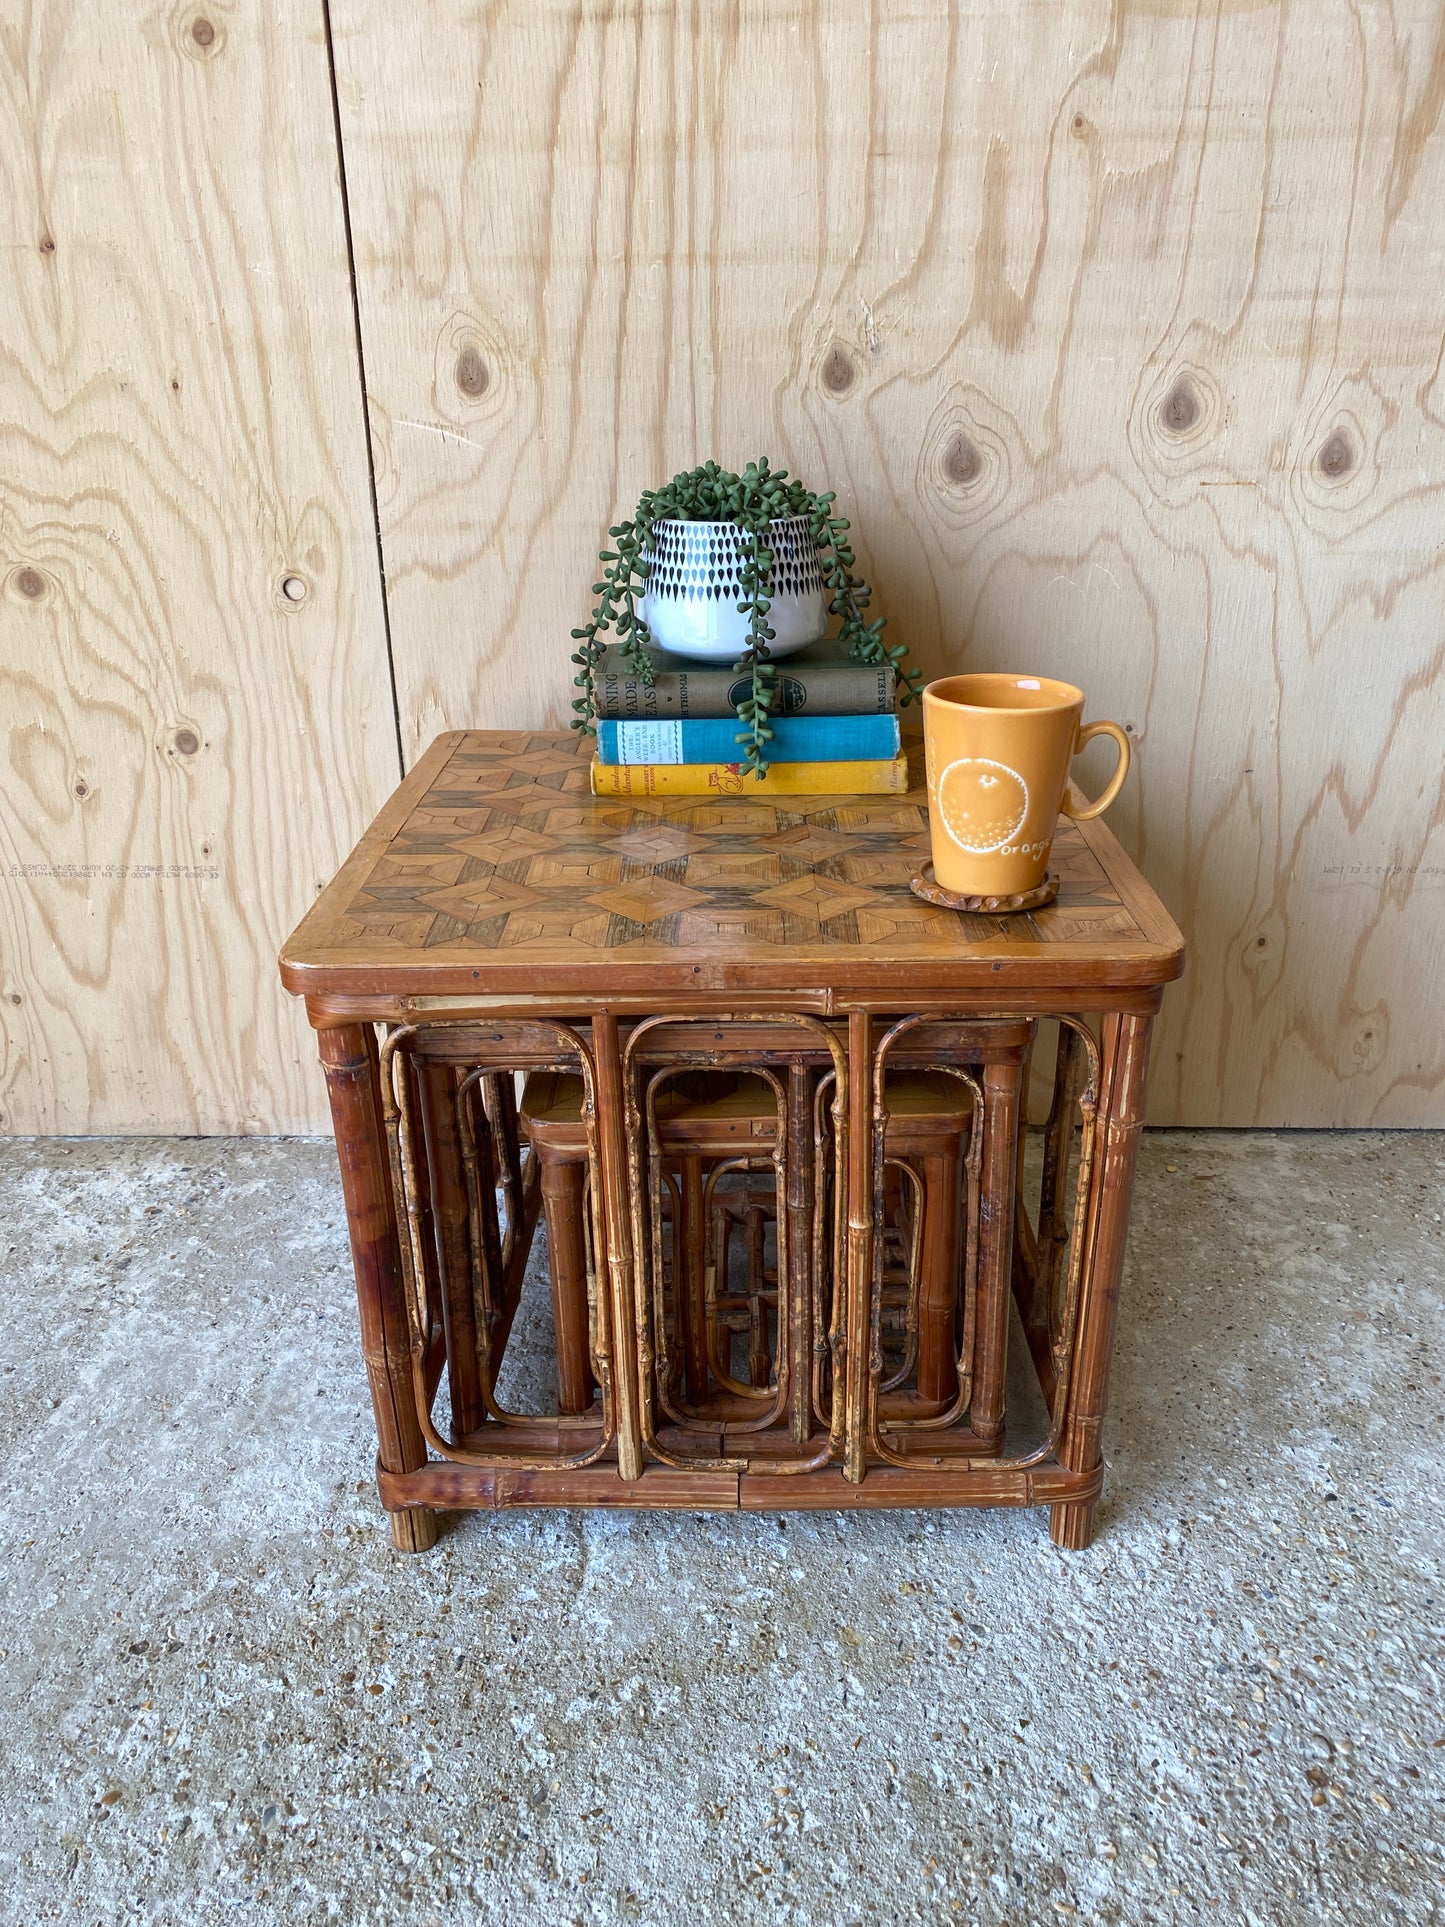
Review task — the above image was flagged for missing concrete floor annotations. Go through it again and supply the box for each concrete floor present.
[0,1132,1439,1926]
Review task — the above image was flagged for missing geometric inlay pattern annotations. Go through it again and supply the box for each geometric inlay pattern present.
[334,731,1147,956]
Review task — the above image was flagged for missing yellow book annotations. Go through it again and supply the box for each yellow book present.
[590,752,911,798]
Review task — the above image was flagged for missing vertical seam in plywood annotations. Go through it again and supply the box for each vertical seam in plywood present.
[321,0,406,780]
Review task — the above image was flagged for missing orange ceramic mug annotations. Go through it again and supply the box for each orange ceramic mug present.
[921,673,1131,898]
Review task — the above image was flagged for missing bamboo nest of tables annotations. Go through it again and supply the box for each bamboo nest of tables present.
[281,731,1184,1553]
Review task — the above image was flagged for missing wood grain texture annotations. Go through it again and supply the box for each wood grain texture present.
[279,730,1185,999]
[0,1,401,1132]
[332,0,1445,1126]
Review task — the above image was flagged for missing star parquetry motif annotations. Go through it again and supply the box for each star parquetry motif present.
[333,731,1143,956]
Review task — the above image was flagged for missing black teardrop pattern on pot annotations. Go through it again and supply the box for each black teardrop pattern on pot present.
[644,517,827,603]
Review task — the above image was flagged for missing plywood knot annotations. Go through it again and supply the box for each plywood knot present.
[1315,430,1355,482]
[455,345,489,399]
[941,432,982,486]
[820,342,859,397]
[178,12,224,60]
[433,312,509,426]
[1130,357,1225,493]
[1158,379,1200,438]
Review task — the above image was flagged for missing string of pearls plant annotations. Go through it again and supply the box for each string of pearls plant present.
[571,459,920,774]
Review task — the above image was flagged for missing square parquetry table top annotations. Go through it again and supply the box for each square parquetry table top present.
[280,730,1184,1003]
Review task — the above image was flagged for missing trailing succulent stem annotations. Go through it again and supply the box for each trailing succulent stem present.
[570,458,920,775]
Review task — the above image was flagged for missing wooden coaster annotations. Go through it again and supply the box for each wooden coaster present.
[909,862,1060,916]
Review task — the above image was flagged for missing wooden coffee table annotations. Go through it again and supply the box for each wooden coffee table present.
[280,730,1183,1552]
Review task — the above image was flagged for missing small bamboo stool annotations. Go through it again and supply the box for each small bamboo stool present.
[519,1066,976,1432]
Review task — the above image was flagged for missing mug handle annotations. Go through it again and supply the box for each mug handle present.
[1059,720,1131,822]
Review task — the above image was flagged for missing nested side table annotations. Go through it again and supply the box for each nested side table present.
[280,730,1184,1552]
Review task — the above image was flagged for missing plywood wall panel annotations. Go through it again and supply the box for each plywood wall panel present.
[0,2,400,1133]
[333,0,1445,1127]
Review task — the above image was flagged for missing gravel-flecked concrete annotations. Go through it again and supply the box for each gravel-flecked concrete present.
[0,1131,1439,1926]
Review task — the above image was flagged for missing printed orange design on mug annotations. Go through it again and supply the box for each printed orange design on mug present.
[921,674,1131,898]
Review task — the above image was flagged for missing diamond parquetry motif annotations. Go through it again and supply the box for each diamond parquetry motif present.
[334,731,1142,957]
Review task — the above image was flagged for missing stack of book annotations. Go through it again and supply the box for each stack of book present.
[588,641,907,797]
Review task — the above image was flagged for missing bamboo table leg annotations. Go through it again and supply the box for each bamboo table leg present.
[418,1062,485,1436]
[536,1151,596,1414]
[1050,1011,1153,1550]
[844,1010,872,1485]
[786,1065,815,1444]
[679,1152,708,1405]
[970,1058,1024,1451]
[915,1144,962,1406]
[483,1073,524,1259]
[593,1013,643,1480]
[318,1024,438,1554]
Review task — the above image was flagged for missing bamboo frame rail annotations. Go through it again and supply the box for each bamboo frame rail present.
[378,1019,618,1477]
[282,729,1183,1549]
[623,1010,849,1477]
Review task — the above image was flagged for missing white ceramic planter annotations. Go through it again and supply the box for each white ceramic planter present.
[639,515,829,661]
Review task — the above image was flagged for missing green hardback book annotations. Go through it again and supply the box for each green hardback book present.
[593,640,895,720]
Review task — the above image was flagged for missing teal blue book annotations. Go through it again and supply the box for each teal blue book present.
[596,713,900,766]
